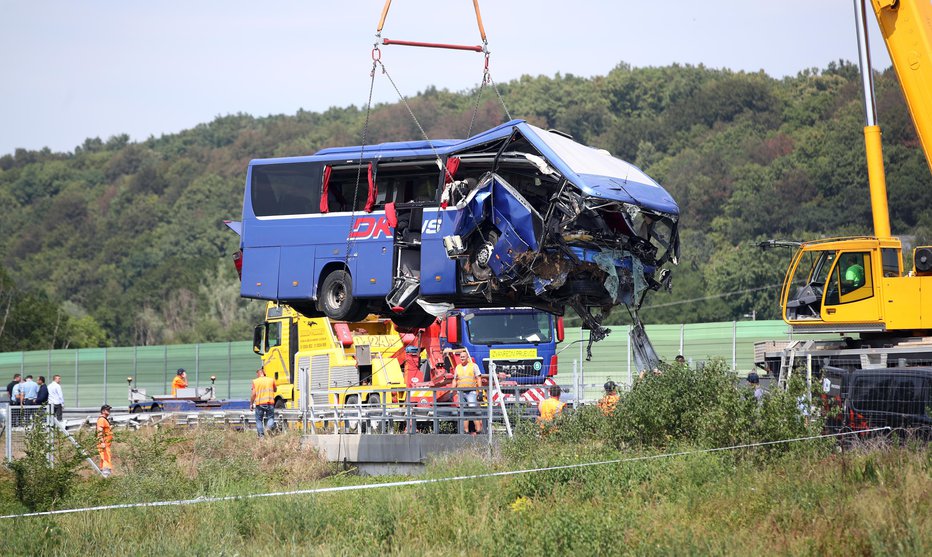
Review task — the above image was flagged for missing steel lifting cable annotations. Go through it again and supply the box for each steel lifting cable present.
[341,51,381,272]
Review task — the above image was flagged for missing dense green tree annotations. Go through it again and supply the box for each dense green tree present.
[1,62,929,346]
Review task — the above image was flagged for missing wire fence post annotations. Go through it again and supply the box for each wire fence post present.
[163,345,168,394]
[227,342,233,399]
[578,327,584,379]
[487,360,494,451]
[74,349,79,407]
[572,360,579,407]
[103,347,108,405]
[806,353,813,401]
[679,323,685,357]
[626,324,632,388]
[3,401,11,462]
[195,343,200,388]
[732,320,738,371]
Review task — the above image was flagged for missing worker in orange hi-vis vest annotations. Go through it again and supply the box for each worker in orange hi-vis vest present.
[96,404,114,477]
[537,385,566,426]
[452,351,483,435]
[250,368,277,438]
[597,381,619,415]
[171,368,188,396]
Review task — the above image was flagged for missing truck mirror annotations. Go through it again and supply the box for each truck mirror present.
[445,316,460,344]
[253,324,266,355]
[557,316,565,343]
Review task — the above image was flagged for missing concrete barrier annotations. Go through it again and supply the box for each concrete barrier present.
[303,433,494,475]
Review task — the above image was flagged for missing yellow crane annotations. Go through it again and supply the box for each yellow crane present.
[779,0,932,337]
[757,1,932,382]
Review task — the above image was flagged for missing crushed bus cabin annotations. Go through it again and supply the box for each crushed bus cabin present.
[227,120,679,368]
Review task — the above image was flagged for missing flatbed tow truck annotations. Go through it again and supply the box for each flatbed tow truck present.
[127,376,250,413]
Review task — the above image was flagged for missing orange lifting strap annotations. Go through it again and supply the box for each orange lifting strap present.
[376,0,488,51]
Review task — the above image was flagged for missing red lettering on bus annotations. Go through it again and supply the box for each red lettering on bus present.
[349,217,374,239]
[372,217,392,239]
[349,216,393,240]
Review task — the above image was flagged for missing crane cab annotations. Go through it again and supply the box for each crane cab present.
[781,237,932,334]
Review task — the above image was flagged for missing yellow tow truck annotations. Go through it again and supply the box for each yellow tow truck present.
[252,303,407,410]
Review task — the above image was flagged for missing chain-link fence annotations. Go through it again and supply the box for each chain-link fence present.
[0,320,798,409]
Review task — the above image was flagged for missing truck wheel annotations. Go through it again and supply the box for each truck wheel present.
[274,398,286,409]
[149,404,161,413]
[344,395,361,433]
[130,405,142,414]
[367,394,384,433]
[319,270,366,321]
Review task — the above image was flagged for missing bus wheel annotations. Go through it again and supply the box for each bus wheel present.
[320,270,366,321]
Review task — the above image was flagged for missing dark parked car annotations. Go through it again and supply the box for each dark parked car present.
[820,366,932,438]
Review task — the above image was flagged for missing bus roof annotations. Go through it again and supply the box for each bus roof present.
[250,119,677,215]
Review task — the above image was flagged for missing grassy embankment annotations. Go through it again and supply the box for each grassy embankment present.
[1,362,929,555]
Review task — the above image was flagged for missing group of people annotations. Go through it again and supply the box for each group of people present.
[5,373,65,421]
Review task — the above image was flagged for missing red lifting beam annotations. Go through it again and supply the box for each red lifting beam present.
[382,38,483,52]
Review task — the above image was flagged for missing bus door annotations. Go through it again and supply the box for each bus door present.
[387,204,424,310]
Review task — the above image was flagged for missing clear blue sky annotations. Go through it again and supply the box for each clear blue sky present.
[1,0,890,156]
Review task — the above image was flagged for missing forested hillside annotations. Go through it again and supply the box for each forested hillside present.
[1,61,930,350]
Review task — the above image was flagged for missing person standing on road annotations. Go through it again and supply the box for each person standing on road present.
[597,381,619,415]
[48,375,65,422]
[250,368,277,438]
[538,385,566,425]
[171,368,188,396]
[747,372,764,403]
[452,351,483,435]
[96,404,114,477]
[19,375,39,405]
[11,378,24,405]
[35,376,49,407]
[6,373,21,399]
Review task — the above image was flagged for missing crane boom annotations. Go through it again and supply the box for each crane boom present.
[870,0,932,175]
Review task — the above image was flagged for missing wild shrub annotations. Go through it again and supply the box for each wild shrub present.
[503,360,827,469]
[6,415,91,511]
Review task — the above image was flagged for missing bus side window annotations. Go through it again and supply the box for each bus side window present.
[251,163,320,217]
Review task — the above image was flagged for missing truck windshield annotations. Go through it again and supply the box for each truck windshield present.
[466,313,552,345]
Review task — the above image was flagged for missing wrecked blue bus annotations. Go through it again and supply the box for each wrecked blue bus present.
[229,120,679,366]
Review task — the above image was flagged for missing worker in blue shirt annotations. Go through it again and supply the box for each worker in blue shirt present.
[19,375,39,405]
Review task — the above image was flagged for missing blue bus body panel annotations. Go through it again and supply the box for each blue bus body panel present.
[236,120,679,308]
[419,209,459,296]
[241,247,281,300]
[278,245,316,299]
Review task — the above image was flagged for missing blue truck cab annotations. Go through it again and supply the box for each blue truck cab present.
[441,308,563,385]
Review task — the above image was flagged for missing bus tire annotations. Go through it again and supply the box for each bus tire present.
[319,270,366,321]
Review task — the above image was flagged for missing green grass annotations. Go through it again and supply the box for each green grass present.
[2,362,929,555]
[1,428,929,556]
